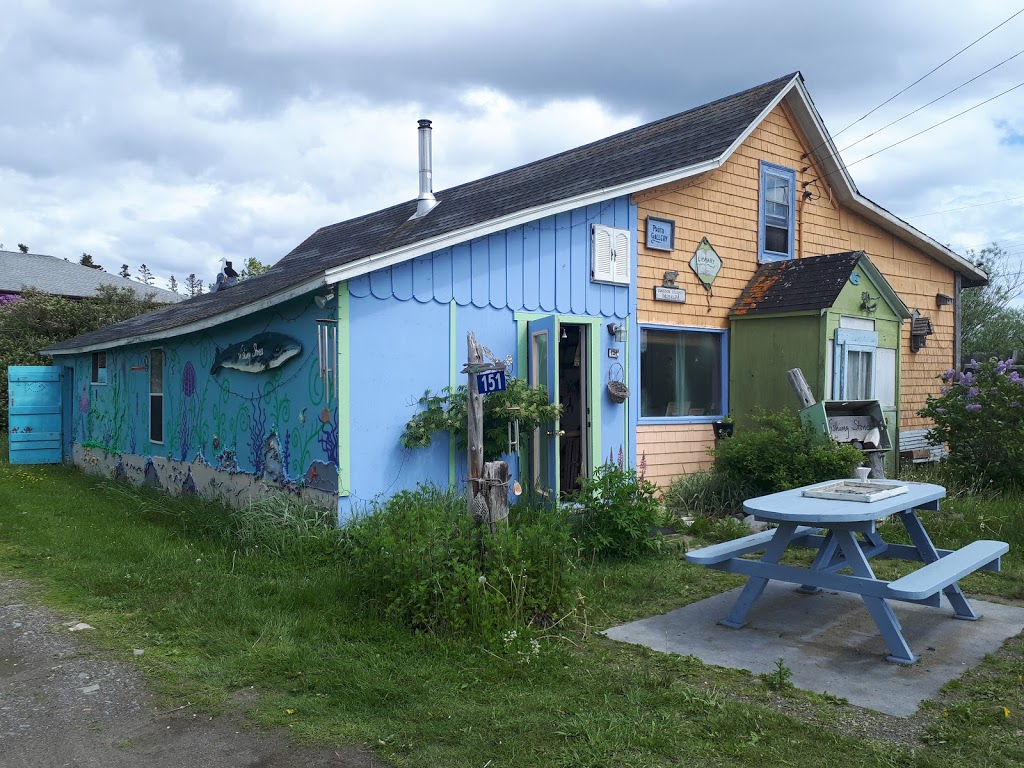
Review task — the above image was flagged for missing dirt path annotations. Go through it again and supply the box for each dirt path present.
[0,579,385,768]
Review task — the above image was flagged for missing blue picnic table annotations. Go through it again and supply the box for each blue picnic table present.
[685,480,1008,664]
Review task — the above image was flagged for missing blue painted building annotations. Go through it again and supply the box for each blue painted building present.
[38,73,986,515]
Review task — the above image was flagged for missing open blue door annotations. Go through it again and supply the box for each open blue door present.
[8,366,63,464]
[527,317,559,498]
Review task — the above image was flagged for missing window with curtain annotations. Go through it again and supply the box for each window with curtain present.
[640,328,724,418]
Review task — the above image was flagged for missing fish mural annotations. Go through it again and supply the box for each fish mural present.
[210,333,302,375]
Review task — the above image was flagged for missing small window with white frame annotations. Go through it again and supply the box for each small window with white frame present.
[91,351,107,385]
[639,327,725,418]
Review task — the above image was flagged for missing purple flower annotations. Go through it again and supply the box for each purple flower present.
[941,369,955,383]
[1010,371,1022,385]
[968,386,980,398]
[182,362,196,398]
[935,407,947,414]
[940,386,950,395]
[996,360,1009,375]
[966,403,982,412]
[78,386,89,414]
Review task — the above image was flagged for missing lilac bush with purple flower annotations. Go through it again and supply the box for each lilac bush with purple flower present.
[920,357,1024,489]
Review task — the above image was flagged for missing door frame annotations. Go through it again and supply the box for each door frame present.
[516,312,603,497]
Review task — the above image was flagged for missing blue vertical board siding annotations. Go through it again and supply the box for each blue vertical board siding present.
[370,268,392,300]
[554,211,572,313]
[349,274,371,298]
[570,208,587,315]
[585,204,603,315]
[538,217,556,312]
[452,242,473,306]
[471,239,490,308]
[412,255,433,303]
[614,200,636,318]
[522,223,541,311]
[506,228,524,309]
[487,232,506,309]
[67,295,341,493]
[392,260,414,301]
[348,296,452,500]
[432,247,453,303]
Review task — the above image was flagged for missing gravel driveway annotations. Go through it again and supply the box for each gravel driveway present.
[0,579,384,768]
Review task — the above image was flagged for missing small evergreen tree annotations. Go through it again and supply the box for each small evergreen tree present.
[79,253,104,271]
[119,264,131,279]
[185,273,205,297]
[167,275,179,294]
[17,244,28,253]
[137,263,155,286]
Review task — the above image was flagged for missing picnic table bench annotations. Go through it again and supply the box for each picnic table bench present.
[685,480,1008,664]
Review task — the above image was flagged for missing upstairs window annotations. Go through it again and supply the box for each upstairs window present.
[91,352,107,385]
[758,162,796,262]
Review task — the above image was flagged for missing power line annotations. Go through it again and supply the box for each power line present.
[839,46,1024,154]
[906,194,1024,219]
[830,6,1024,141]
[843,79,1024,169]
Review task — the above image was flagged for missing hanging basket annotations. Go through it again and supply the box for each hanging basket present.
[606,363,630,404]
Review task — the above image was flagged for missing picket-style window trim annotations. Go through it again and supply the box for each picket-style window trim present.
[591,224,631,285]
[758,161,796,263]
[90,351,108,385]
[149,348,164,444]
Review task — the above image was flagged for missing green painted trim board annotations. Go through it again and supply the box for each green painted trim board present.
[336,287,351,497]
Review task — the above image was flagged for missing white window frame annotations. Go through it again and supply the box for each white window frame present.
[833,328,878,400]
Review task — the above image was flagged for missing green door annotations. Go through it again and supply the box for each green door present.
[528,316,559,498]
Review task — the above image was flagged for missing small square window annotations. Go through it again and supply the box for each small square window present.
[639,328,725,419]
[759,162,796,263]
[91,352,107,385]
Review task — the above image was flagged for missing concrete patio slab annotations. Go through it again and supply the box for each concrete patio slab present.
[603,583,1024,716]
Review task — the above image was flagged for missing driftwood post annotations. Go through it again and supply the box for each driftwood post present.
[482,461,510,532]
[787,367,885,479]
[467,332,485,520]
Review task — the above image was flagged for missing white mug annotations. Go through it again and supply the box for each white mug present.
[854,467,871,481]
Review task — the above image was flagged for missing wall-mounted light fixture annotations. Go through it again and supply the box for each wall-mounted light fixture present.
[935,292,953,308]
[607,322,627,343]
[314,290,335,309]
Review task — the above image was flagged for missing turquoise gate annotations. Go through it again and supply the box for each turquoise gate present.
[7,366,64,465]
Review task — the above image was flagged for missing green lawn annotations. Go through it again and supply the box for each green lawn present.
[2,445,1023,767]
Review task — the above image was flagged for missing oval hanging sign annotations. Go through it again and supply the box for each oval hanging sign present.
[689,237,722,289]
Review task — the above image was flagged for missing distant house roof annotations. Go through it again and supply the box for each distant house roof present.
[0,251,181,303]
[731,251,910,319]
[42,72,981,355]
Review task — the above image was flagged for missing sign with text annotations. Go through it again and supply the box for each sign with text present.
[476,369,507,394]
[689,237,723,288]
[646,216,675,251]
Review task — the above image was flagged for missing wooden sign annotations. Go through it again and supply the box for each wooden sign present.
[646,216,675,251]
[654,286,686,303]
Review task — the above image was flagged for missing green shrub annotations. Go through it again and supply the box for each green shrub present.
[920,358,1024,491]
[569,463,665,559]
[711,410,863,495]
[341,485,577,638]
[663,470,749,518]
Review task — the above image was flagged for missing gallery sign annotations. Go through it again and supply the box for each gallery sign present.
[645,216,675,251]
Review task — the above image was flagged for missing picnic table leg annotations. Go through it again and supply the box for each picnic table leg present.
[797,531,839,593]
[833,529,918,664]
[720,522,798,629]
[897,511,982,621]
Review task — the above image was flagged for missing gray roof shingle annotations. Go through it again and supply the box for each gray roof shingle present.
[1,251,182,303]
[43,73,798,354]
[731,251,866,316]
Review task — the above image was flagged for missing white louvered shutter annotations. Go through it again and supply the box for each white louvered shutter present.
[592,225,613,282]
[592,224,630,285]
[612,228,630,284]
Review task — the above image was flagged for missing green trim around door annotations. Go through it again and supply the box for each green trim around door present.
[514,312,603,486]
[448,300,457,487]
[337,287,351,497]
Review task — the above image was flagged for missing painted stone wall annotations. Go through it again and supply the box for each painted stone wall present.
[69,294,339,508]
[631,102,960,490]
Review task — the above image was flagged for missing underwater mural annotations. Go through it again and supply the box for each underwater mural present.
[69,295,339,508]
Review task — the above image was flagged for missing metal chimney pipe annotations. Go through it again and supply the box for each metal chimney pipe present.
[413,119,438,219]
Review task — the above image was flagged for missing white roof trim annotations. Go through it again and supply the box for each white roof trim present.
[45,275,326,355]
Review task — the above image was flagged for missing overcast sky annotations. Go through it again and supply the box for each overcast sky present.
[2,0,1022,293]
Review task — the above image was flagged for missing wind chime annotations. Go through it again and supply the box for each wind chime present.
[316,317,338,402]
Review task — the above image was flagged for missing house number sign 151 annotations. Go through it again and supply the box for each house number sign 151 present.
[477,370,507,393]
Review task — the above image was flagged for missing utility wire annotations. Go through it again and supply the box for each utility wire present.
[907,194,1024,219]
[844,79,1024,169]
[839,46,1024,154]
[831,6,1024,141]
